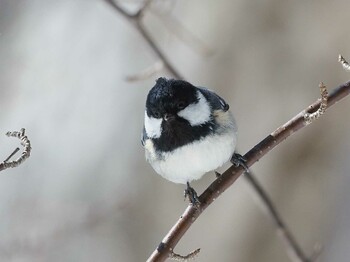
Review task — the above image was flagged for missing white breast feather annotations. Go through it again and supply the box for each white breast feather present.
[146,110,237,184]
[150,132,236,184]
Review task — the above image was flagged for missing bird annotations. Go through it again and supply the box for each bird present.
[142,77,245,205]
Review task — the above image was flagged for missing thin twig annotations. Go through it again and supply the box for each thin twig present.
[146,81,350,261]
[4,147,20,163]
[104,0,135,18]
[0,128,32,172]
[244,172,310,262]
[134,0,153,17]
[136,20,183,79]
[169,248,200,261]
[304,82,328,125]
[338,55,350,71]
[103,0,184,79]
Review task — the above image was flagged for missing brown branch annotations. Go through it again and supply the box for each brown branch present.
[0,128,32,172]
[103,0,184,79]
[146,80,350,261]
[104,0,136,18]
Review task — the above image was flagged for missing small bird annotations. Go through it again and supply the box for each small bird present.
[142,78,243,205]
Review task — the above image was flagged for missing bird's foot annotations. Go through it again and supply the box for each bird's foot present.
[231,153,249,173]
[184,182,200,207]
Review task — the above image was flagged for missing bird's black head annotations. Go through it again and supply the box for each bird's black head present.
[146,78,198,119]
[144,78,216,152]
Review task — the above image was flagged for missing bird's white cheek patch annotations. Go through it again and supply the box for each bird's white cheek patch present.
[144,111,162,138]
[177,91,211,126]
[144,139,157,161]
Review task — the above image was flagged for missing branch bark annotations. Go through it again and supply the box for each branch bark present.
[147,80,350,261]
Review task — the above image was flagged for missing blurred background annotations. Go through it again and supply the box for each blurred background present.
[1,0,350,261]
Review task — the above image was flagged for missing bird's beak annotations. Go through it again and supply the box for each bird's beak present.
[164,114,176,121]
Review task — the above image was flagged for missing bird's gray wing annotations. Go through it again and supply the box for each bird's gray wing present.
[141,126,148,146]
[198,87,229,112]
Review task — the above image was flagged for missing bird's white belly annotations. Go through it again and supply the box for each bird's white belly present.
[147,132,236,184]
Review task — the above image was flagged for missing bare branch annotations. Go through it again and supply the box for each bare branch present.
[339,55,350,71]
[304,82,328,125]
[103,0,184,79]
[135,20,183,79]
[244,172,310,262]
[169,248,200,261]
[4,147,20,163]
[146,80,350,261]
[134,0,153,17]
[0,128,32,172]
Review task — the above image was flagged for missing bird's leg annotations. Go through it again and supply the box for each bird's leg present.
[184,182,200,206]
[231,153,249,173]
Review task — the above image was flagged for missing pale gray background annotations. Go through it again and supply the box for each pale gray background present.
[1,0,350,261]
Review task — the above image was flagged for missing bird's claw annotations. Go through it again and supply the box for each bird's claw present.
[231,153,249,173]
[184,182,200,207]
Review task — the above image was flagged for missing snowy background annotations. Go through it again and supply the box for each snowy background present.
[1,0,350,261]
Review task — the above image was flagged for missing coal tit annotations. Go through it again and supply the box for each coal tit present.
[142,78,239,204]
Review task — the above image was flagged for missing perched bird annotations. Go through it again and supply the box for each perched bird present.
[142,78,244,205]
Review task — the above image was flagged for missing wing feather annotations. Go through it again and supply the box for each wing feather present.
[198,87,229,112]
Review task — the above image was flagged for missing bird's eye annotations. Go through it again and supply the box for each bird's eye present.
[177,101,186,110]
[153,111,161,118]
